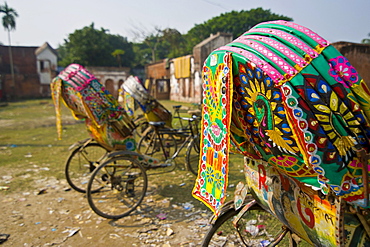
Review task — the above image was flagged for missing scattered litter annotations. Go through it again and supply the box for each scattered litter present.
[182,202,194,210]
[156,213,167,220]
[260,240,271,247]
[194,219,208,226]
[62,227,80,238]
[0,234,10,244]
[109,233,121,239]
[161,199,170,207]
[245,225,259,237]
[2,176,12,181]
[179,183,186,187]
[35,222,41,225]
[24,153,32,158]
[138,226,159,233]
[166,228,174,236]
[0,186,9,191]
[37,189,47,195]
[59,209,70,215]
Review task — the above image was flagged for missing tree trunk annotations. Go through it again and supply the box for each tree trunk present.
[7,30,15,99]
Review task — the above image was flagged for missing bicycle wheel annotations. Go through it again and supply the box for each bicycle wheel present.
[137,128,177,160]
[65,142,109,193]
[185,135,200,175]
[202,199,289,247]
[86,156,148,219]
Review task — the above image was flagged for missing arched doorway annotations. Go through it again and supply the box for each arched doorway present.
[105,79,116,98]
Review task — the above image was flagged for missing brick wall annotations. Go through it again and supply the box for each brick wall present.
[0,45,40,100]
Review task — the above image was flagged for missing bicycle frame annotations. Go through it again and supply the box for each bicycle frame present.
[149,116,200,162]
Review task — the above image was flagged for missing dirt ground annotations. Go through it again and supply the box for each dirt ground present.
[0,174,213,247]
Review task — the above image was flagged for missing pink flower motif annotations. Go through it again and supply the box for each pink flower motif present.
[328,56,358,88]
[211,123,221,136]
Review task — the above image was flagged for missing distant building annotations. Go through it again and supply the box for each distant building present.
[145,32,233,103]
[0,42,57,100]
[86,66,130,99]
[36,42,58,97]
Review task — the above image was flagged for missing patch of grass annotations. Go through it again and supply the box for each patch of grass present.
[0,99,87,192]
[0,99,246,206]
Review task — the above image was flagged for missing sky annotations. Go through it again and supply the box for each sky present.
[2,0,370,48]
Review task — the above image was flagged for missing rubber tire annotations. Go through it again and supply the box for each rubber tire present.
[185,135,200,175]
[86,156,148,219]
[201,203,242,247]
[201,199,272,247]
[65,142,108,193]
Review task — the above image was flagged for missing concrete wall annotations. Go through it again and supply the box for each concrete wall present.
[87,66,130,99]
[169,56,201,103]
[193,32,233,72]
[36,45,58,97]
[145,59,170,100]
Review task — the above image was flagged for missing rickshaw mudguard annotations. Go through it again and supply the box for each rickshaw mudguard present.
[193,20,370,218]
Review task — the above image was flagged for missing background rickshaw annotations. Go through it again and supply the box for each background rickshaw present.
[51,64,200,219]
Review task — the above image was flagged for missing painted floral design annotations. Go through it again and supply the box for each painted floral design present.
[328,56,358,87]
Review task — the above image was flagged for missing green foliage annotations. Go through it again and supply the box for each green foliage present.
[0,2,18,31]
[133,8,293,63]
[57,8,293,68]
[362,33,370,44]
[58,23,134,68]
[111,49,125,67]
[161,28,187,58]
[183,8,293,53]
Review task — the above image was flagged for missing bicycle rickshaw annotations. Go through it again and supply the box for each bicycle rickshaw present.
[51,64,200,219]
[193,20,370,246]
[122,76,202,175]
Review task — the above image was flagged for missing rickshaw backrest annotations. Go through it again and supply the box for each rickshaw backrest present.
[51,64,136,143]
[122,76,172,127]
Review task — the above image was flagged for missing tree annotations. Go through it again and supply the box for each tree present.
[0,2,18,95]
[130,24,164,63]
[161,28,186,58]
[362,33,370,44]
[111,49,125,67]
[184,8,293,53]
[58,23,134,67]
